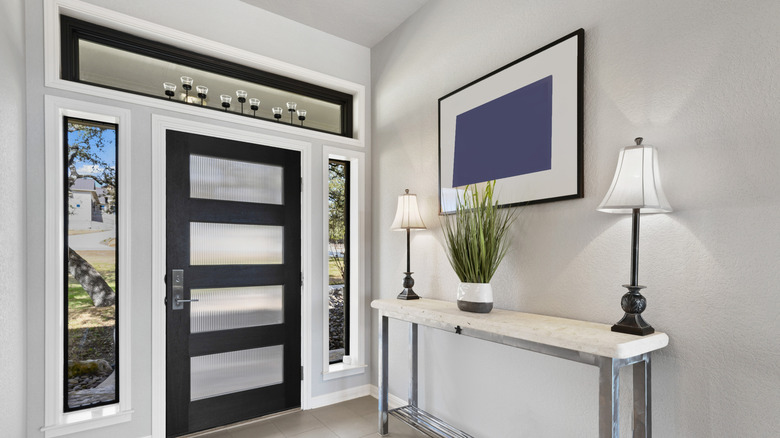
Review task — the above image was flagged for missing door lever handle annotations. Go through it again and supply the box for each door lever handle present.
[171,269,199,310]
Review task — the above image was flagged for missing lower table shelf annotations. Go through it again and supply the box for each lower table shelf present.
[390,405,473,438]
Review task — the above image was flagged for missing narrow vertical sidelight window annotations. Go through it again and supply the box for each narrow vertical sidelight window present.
[64,117,119,411]
[328,160,350,364]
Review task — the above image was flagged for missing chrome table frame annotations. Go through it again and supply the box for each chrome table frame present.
[378,314,655,438]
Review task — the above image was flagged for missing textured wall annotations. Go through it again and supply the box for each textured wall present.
[0,0,27,435]
[371,0,780,436]
[81,0,370,86]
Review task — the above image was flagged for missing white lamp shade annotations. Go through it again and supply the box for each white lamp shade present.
[391,191,426,230]
[598,144,672,214]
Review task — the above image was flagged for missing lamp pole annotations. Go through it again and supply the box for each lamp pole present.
[406,228,411,274]
[630,208,640,287]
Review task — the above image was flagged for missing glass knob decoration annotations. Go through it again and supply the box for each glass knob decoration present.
[180,76,193,91]
[249,98,260,117]
[220,94,232,111]
[272,107,283,121]
[196,85,208,106]
[180,76,193,101]
[236,90,247,113]
[163,82,176,99]
[286,102,297,123]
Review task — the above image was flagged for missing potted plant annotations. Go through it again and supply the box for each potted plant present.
[441,181,516,313]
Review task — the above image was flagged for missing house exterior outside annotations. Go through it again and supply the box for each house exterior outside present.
[69,178,105,230]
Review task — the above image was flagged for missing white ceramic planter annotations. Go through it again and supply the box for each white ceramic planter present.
[456,282,493,313]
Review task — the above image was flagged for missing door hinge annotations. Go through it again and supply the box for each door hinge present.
[300,177,303,192]
[300,272,303,286]
[301,366,304,381]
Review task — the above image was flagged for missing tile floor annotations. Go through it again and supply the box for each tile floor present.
[185,396,428,438]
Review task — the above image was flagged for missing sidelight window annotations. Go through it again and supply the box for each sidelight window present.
[322,148,366,380]
[64,117,119,411]
[328,159,350,364]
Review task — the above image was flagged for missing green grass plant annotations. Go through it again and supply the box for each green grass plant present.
[328,258,344,285]
[441,181,516,283]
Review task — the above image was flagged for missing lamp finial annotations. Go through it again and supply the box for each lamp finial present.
[635,137,643,146]
[404,189,409,194]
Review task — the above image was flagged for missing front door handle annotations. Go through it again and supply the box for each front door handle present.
[171,269,199,310]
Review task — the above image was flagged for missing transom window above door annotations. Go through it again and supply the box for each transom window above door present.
[60,15,353,137]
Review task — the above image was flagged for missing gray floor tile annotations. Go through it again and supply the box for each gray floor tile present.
[182,396,429,438]
[289,426,338,438]
[324,414,376,438]
[340,396,379,417]
[191,430,235,438]
[310,404,356,425]
[271,411,325,437]
[229,420,285,438]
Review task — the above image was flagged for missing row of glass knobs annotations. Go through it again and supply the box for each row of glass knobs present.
[163,76,307,125]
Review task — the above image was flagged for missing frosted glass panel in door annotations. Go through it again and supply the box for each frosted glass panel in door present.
[190,154,283,204]
[190,345,284,401]
[190,222,283,265]
[190,286,284,333]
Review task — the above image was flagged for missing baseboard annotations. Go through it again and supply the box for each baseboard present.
[308,384,372,409]
[368,385,406,410]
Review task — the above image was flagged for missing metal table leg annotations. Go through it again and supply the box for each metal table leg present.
[599,357,620,438]
[409,323,418,408]
[599,354,652,438]
[632,353,651,438]
[379,315,389,435]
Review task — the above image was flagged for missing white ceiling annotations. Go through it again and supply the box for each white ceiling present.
[240,0,429,47]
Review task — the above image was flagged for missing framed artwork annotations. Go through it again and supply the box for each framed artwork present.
[438,29,584,213]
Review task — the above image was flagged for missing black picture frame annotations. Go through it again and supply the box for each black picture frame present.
[438,29,584,213]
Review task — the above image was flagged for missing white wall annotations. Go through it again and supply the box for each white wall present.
[0,0,27,436]
[81,0,369,86]
[22,0,371,436]
[371,0,780,436]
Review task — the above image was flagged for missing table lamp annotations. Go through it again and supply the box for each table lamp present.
[391,189,426,300]
[598,137,672,335]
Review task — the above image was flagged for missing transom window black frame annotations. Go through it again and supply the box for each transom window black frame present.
[60,15,353,138]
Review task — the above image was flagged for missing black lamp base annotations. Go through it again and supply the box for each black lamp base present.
[612,314,654,335]
[397,271,420,300]
[611,285,654,336]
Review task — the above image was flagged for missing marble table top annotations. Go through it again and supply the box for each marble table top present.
[371,298,669,359]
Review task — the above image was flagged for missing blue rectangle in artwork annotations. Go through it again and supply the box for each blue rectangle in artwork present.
[452,75,553,187]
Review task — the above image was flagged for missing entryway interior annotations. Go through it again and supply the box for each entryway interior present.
[6,1,776,438]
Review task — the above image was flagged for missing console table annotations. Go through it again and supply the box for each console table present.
[372,298,669,438]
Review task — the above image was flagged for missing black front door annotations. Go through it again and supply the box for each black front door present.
[165,130,301,436]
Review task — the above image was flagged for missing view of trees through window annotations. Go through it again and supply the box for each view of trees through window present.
[328,160,349,364]
[65,117,119,410]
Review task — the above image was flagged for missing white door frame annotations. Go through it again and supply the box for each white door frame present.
[151,115,314,437]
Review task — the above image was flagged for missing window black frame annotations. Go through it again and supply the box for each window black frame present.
[60,15,353,138]
[63,116,120,412]
[329,159,350,364]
